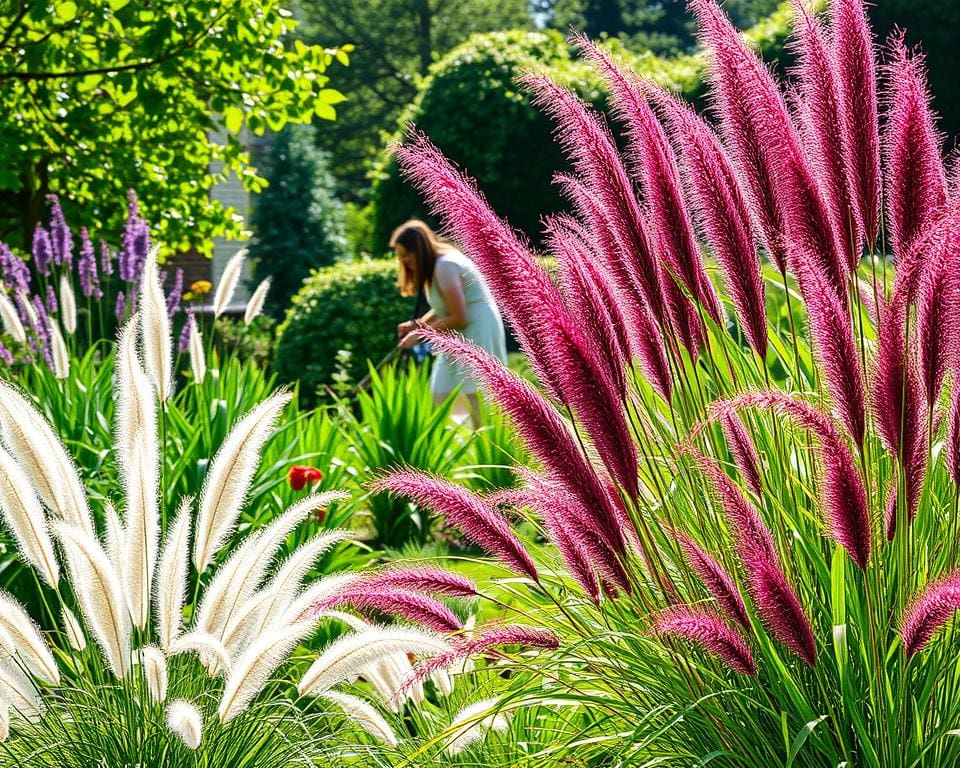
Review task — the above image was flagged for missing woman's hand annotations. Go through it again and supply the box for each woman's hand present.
[398,331,420,350]
[397,320,416,339]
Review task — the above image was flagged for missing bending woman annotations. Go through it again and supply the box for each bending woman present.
[391,219,507,427]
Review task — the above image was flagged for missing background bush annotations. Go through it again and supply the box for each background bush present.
[274,258,413,401]
[249,123,349,317]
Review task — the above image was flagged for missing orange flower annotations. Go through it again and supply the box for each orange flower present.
[288,465,323,491]
[190,280,212,295]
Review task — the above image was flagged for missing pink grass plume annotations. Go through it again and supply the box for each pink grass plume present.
[748,561,817,666]
[316,587,462,634]
[902,570,960,656]
[674,530,750,630]
[357,568,478,598]
[653,607,756,676]
[947,380,960,485]
[720,412,763,497]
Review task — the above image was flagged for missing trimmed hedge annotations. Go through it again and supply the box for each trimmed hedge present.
[367,4,797,251]
[273,258,413,401]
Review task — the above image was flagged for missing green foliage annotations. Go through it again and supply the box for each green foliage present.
[0,0,347,252]
[274,257,413,402]
[249,124,349,317]
[301,0,534,198]
[212,315,279,368]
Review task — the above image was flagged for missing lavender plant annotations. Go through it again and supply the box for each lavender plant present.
[374,1,960,764]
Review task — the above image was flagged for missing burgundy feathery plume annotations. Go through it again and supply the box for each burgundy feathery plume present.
[653,607,756,676]
[374,471,539,582]
[693,0,848,297]
[683,448,778,567]
[883,33,947,259]
[419,329,629,554]
[358,568,478,598]
[395,134,639,500]
[542,511,601,601]
[710,391,871,568]
[547,216,629,394]
[315,587,462,634]
[946,381,960,485]
[720,412,763,498]
[790,0,862,270]
[645,84,767,358]
[748,561,817,666]
[915,222,960,410]
[829,0,881,250]
[572,39,723,323]
[674,530,750,630]
[794,262,866,448]
[901,570,960,656]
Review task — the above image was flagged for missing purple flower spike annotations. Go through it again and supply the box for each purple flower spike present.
[47,195,74,268]
[120,190,150,283]
[32,226,54,277]
[0,244,31,295]
[45,284,58,315]
[115,291,126,322]
[31,295,54,370]
[78,228,100,299]
[179,307,194,352]
[0,341,13,366]
[166,268,184,319]
[100,240,114,277]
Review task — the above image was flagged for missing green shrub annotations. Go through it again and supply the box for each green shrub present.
[273,258,413,401]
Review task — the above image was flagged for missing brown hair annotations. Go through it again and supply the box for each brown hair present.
[390,219,450,297]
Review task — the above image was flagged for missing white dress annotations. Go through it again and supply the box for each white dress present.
[426,250,508,395]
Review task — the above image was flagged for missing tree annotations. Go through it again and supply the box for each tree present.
[298,0,533,198]
[0,0,348,252]
[249,123,348,317]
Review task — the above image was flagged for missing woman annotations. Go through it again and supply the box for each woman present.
[391,219,507,427]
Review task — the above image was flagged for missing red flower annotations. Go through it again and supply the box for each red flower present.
[288,465,323,491]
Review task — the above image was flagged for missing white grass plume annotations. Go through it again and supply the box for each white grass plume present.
[298,626,451,696]
[59,274,76,335]
[244,277,271,325]
[134,646,168,703]
[138,247,173,401]
[167,631,232,676]
[280,572,363,626]
[18,293,36,327]
[444,698,510,755]
[0,659,42,720]
[0,380,93,535]
[62,606,86,651]
[0,293,25,344]
[53,521,131,677]
[0,626,14,656]
[196,491,346,638]
[121,429,159,630]
[49,321,69,379]
[0,447,59,587]
[187,313,205,384]
[213,249,246,318]
[0,592,59,684]
[0,698,7,741]
[115,316,158,477]
[155,497,192,650]
[320,691,399,746]
[431,667,454,697]
[166,699,202,750]
[218,620,316,723]
[104,501,125,576]
[192,390,292,573]
[253,530,353,634]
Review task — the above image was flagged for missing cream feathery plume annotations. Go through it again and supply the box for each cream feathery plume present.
[0,659,42,719]
[280,572,363,625]
[196,492,347,638]
[298,626,451,696]
[155,497,192,651]
[253,530,353,634]
[218,620,316,723]
[104,501,125,576]
[319,691,400,746]
[134,646,168,703]
[445,698,510,755]
[192,390,292,573]
[0,626,14,656]
[138,245,173,400]
[18,293,36,327]
[188,313,205,384]
[167,631,232,676]
[0,698,7,741]
[166,700,202,750]
[243,278,271,325]
[49,321,69,379]
[219,589,278,657]
[0,380,93,535]
[120,429,160,630]
[115,316,158,479]
[0,292,25,344]
[53,521,131,677]
[431,667,454,697]
[62,605,86,651]
[0,592,60,684]
[212,249,246,318]
[59,274,77,335]
[0,447,59,587]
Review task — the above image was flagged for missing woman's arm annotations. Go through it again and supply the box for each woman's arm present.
[397,308,435,339]
[398,261,468,348]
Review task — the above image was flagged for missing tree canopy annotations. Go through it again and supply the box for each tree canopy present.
[0,0,347,253]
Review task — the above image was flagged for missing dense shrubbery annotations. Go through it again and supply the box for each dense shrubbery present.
[274,258,413,400]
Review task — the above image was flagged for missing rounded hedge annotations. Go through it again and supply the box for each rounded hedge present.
[273,258,413,401]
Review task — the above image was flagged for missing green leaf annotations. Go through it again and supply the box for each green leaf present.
[785,716,828,768]
[224,106,244,134]
[54,1,78,22]
[314,101,336,120]
[318,88,347,105]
